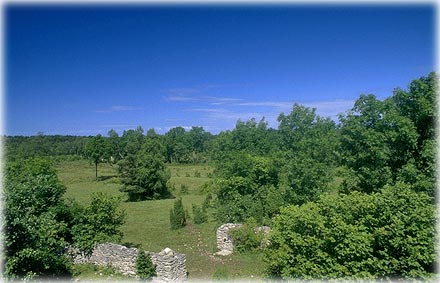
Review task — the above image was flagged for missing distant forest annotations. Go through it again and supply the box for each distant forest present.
[4,72,436,280]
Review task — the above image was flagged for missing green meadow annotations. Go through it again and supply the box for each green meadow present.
[56,160,264,280]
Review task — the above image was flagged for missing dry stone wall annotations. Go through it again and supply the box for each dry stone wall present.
[215,223,243,255]
[215,223,271,255]
[68,243,186,282]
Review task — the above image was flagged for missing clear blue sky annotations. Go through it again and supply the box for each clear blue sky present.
[5,4,435,136]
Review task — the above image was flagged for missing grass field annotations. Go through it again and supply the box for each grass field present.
[56,160,264,281]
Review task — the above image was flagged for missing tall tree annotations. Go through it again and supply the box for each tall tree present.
[84,134,109,180]
[107,129,122,163]
[120,137,170,201]
[339,73,435,196]
[4,158,71,279]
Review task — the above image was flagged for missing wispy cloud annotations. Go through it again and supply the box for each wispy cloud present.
[162,83,247,95]
[164,94,243,105]
[303,99,354,118]
[95,105,143,113]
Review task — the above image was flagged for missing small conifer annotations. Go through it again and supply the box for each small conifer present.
[136,250,156,280]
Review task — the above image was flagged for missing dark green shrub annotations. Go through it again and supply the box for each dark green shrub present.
[230,218,263,253]
[192,204,208,224]
[170,198,186,229]
[136,250,156,280]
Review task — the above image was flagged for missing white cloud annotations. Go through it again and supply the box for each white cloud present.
[94,105,143,113]
[303,99,354,118]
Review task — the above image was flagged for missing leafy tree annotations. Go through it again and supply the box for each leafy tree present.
[4,158,71,279]
[4,158,127,279]
[136,250,156,280]
[170,198,186,229]
[84,134,109,180]
[339,73,435,196]
[119,137,171,201]
[107,129,122,163]
[70,192,125,254]
[280,151,332,205]
[265,184,435,280]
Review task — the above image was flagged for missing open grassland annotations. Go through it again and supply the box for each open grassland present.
[56,160,264,280]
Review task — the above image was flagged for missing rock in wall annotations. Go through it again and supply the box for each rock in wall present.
[151,248,187,282]
[215,223,271,255]
[68,243,186,282]
[216,223,243,255]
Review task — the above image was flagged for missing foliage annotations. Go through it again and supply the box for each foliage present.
[230,218,263,253]
[339,73,436,196]
[265,184,435,280]
[5,134,89,161]
[119,137,171,201]
[136,251,156,280]
[4,158,71,279]
[84,134,109,180]
[164,126,213,163]
[70,192,125,254]
[170,198,186,229]
[192,204,208,224]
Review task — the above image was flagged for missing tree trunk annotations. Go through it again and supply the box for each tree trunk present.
[95,162,98,180]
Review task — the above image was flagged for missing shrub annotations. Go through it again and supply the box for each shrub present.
[230,218,263,253]
[136,250,156,280]
[265,184,436,280]
[71,192,125,255]
[170,198,186,229]
[192,204,208,224]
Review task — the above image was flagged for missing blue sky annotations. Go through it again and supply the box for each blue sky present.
[5,4,435,136]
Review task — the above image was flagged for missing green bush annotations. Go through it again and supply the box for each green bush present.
[230,218,263,253]
[170,198,186,229]
[136,250,156,280]
[192,204,208,224]
[71,192,125,255]
[265,184,436,280]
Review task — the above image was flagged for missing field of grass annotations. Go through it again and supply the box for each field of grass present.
[56,160,264,281]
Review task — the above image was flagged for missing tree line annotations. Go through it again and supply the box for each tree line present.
[3,72,436,280]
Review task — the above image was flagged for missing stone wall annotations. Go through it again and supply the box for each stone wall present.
[68,243,186,282]
[215,223,243,255]
[215,223,271,255]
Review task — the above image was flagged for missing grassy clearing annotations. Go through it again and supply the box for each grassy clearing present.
[56,160,264,280]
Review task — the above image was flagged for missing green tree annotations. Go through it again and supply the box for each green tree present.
[170,198,186,229]
[107,129,122,163]
[4,158,71,279]
[136,250,156,280]
[84,134,109,180]
[265,184,435,280]
[339,73,435,196]
[70,192,125,254]
[120,138,170,201]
